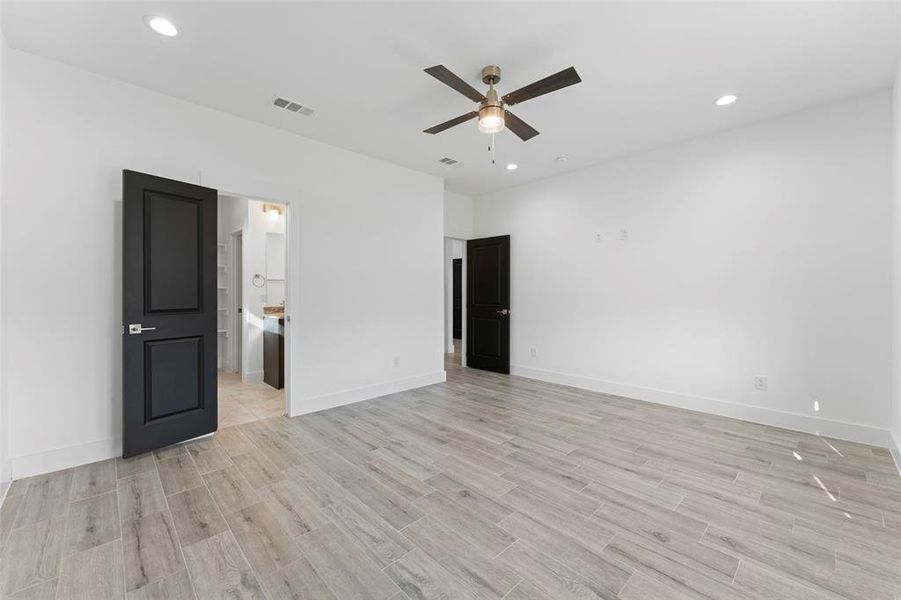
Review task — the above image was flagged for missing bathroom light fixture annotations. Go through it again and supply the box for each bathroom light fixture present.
[263,203,283,222]
[144,16,179,37]
[714,93,738,106]
[506,163,518,171]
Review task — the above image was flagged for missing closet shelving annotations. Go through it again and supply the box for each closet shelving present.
[216,242,229,370]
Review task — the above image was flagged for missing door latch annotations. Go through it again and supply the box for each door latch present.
[128,324,157,335]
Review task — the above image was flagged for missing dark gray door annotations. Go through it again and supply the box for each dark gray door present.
[466,235,510,373]
[452,258,462,339]
[122,170,218,458]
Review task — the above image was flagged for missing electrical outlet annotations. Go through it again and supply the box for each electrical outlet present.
[754,376,768,391]
[619,229,629,241]
[393,356,400,368]
[530,347,537,358]
[594,233,602,243]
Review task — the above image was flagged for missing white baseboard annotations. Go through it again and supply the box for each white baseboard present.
[446,345,455,353]
[512,365,893,448]
[11,437,122,480]
[289,371,447,417]
[890,431,901,477]
[0,480,10,508]
[7,371,446,481]
[243,370,264,385]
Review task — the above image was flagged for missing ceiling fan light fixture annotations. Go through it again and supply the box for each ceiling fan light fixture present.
[478,104,505,134]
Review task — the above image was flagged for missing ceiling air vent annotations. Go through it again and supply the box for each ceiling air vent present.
[439,157,461,166]
[272,96,315,116]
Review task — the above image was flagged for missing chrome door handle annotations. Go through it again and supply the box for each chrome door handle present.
[496,309,510,316]
[128,324,157,335]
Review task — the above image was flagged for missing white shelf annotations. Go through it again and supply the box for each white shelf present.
[216,241,230,370]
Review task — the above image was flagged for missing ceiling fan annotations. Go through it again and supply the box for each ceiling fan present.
[423,64,582,141]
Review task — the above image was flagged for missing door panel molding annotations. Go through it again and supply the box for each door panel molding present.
[143,336,205,422]
[143,191,204,314]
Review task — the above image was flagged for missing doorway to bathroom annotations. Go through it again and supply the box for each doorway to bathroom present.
[218,194,289,427]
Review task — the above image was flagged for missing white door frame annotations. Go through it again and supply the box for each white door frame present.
[444,236,468,367]
[231,229,243,377]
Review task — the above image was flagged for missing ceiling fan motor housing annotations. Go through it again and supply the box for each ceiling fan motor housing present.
[481,65,502,85]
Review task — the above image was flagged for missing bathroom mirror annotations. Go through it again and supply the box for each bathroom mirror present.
[265,232,286,306]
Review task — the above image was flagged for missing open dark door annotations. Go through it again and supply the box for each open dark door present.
[466,235,510,373]
[122,170,218,458]
[452,258,462,339]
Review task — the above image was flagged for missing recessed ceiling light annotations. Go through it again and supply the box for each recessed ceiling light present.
[555,155,569,163]
[714,94,738,107]
[506,163,518,171]
[144,16,179,37]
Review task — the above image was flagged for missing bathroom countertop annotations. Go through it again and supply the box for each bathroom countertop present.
[263,306,285,319]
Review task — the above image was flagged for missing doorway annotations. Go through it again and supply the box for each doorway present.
[122,170,298,457]
[218,194,289,427]
[444,235,511,374]
[444,238,467,368]
[466,235,511,373]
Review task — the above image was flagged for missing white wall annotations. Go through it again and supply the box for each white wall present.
[443,191,472,358]
[476,91,894,446]
[0,11,8,494]
[4,50,445,477]
[444,190,474,239]
[892,60,901,466]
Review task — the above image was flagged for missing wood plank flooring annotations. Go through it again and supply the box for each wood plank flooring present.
[2,351,900,599]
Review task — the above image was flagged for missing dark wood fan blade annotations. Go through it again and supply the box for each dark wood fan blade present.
[424,111,479,134]
[424,65,486,103]
[504,110,539,141]
[502,66,581,107]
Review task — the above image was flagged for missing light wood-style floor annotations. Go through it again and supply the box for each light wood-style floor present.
[2,353,900,600]
[218,372,285,428]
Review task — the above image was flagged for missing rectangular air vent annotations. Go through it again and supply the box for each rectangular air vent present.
[272,96,315,116]
[439,157,461,166]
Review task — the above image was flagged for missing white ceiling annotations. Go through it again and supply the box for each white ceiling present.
[3,2,898,196]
